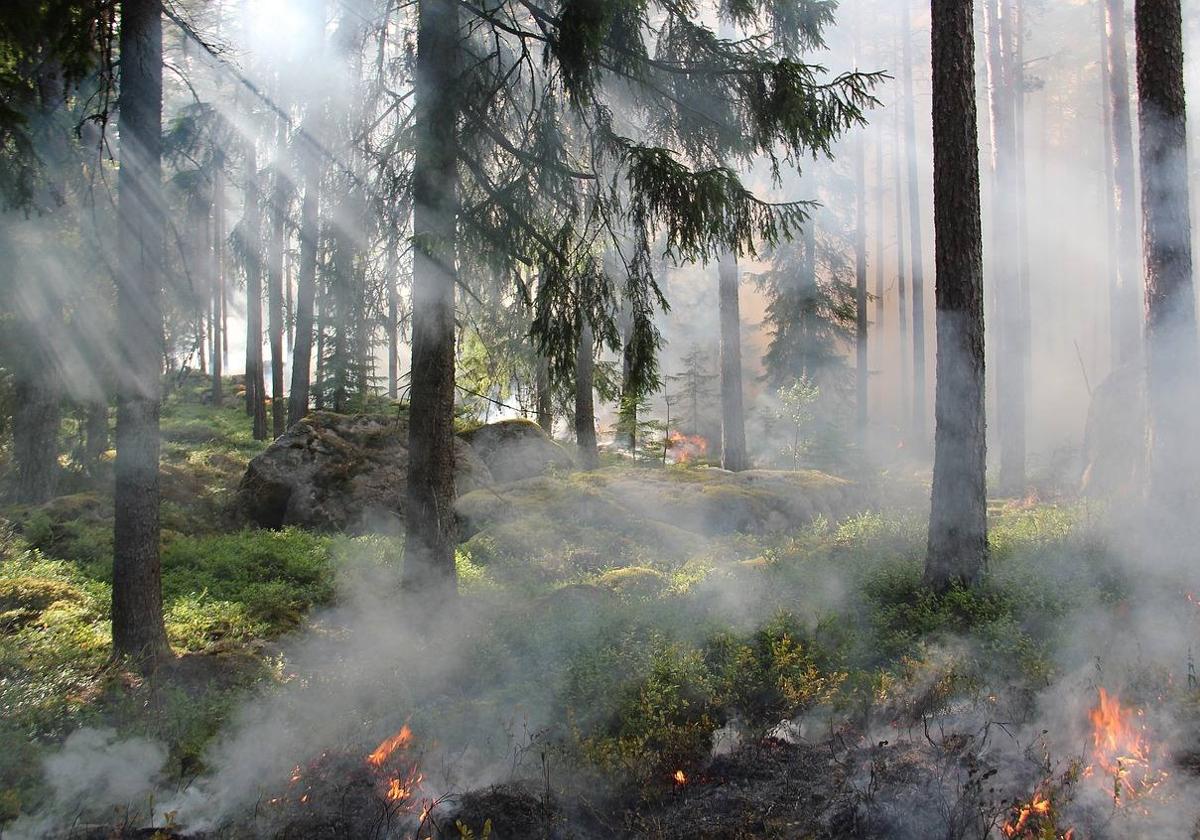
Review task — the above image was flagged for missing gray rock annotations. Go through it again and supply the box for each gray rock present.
[234,412,492,533]
[461,419,574,483]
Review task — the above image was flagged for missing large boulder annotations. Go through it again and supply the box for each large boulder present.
[234,412,492,533]
[461,419,574,482]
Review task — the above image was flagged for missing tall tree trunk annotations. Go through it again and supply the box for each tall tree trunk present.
[1136,0,1199,510]
[855,128,869,436]
[575,320,599,470]
[84,399,109,472]
[902,0,928,446]
[243,140,269,440]
[387,243,400,401]
[112,0,170,663]
[926,0,988,590]
[288,118,320,426]
[986,0,1025,495]
[718,253,748,471]
[1107,0,1142,367]
[874,123,886,354]
[1100,0,1120,360]
[402,0,462,606]
[12,373,60,504]
[210,156,225,405]
[267,120,287,438]
[893,80,912,429]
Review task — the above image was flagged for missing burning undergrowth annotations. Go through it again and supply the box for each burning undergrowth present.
[9,504,1200,839]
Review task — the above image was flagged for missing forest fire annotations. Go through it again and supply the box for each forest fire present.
[366,724,413,768]
[1000,790,1071,839]
[668,432,708,464]
[673,769,687,786]
[1083,688,1168,805]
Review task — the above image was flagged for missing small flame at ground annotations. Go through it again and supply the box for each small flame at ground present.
[673,770,687,785]
[1084,688,1168,804]
[668,432,708,464]
[366,724,413,768]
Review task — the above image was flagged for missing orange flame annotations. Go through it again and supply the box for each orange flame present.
[673,769,687,785]
[366,725,413,768]
[1084,688,1168,804]
[384,769,424,803]
[668,432,708,464]
[1001,791,1054,838]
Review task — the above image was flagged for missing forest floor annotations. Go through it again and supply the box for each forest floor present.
[2,381,1199,839]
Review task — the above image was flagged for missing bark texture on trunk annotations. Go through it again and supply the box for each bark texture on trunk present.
[12,374,60,504]
[402,0,461,608]
[926,0,988,590]
[575,321,599,470]
[718,253,748,471]
[1108,0,1143,367]
[1136,0,1199,510]
[113,0,170,663]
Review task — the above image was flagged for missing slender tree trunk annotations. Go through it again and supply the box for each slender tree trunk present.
[288,118,320,426]
[12,375,60,504]
[84,399,109,471]
[893,79,912,429]
[267,120,287,438]
[799,220,818,379]
[926,0,988,590]
[402,0,462,606]
[1136,0,1199,510]
[987,0,1025,495]
[243,140,269,440]
[1100,0,1120,361]
[112,0,170,663]
[535,356,552,433]
[210,157,224,405]
[902,0,928,446]
[855,128,869,436]
[575,320,599,469]
[718,253,748,471]
[1108,0,1142,368]
[874,123,886,374]
[387,244,400,401]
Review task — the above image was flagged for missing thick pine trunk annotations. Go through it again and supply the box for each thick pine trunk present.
[1108,0,1142,367]
[1136,0,1199,510]
[288,118,320,426]
[718,253,748,471]
[575,321,599,470]
[402,0,461,607]
[901,0,928,447]
[1099,0,1120,358]
[112,0,170,663]
[926,0,988,590]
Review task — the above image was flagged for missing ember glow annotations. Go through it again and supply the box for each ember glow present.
[1083,688,1169,804]
[668,432,708,464]
[673,769,687,785]
[366,724,413,768]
